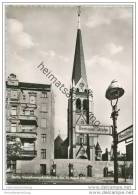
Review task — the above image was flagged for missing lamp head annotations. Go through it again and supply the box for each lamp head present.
[105,80,125,101]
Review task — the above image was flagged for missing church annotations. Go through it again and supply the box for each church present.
[68,10,96,161]
[55,9,103,161]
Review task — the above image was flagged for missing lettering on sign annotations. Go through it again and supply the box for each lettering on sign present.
[118,125,133,143]
[76,125,112,135]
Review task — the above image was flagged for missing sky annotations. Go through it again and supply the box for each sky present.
[5,5,133,153]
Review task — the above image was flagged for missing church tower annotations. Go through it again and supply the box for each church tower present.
[67,8,95,160]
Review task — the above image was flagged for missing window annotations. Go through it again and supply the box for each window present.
[22,110,25,115]
[41,149,46,159]
[22,109,31,116]
[29,95,36,104]
[89,137,94,146]
[41,119,47,128]
[84,135,87,145]
[76,135,80,144]
[41,134,46,142]
[76,135,85,145]
[25,110,30,116]
[76,88,79,93]
[41,112,47,119]
[98,153,102,157]
[11,123,16,132]
[80,137,83,144]
[83,99,89,112]
[11,90,18,99]
[41,92,47,98]
[80,134,84,144]
[76,98,81,112]
[30,110,34,115]
[40,164,46,175]
[11,107,17,115]
[41,103,47,112]
[80,119,85,125]
[22,93,26,101]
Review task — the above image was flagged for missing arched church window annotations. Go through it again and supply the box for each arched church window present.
[84,135,87,145]
[76,135,80,144]
[83,99,89,112]
[80,134,84,145]
[80,119,84,125]
[76,88,79,93]
[76,98,81,112]
[85,89,88,93]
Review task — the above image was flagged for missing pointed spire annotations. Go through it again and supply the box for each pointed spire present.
[78,6,81,29]
[95,142,102,152]
[72,7,88,87]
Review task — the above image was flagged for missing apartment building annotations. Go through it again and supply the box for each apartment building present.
[6,73,55,175]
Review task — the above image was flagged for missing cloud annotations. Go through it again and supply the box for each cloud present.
[58,55,69,63]
[39,50,56,58]
[86,55,129,77]
[106,43,123,55]
[86,7,132,28]
[118,8,132,19]
[6,50,31,80]
[87,55,115,69]
[7,18,34,49]
[86,14,111,28]
[39,50,69,63]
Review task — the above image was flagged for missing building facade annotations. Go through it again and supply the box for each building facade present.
[6,74,55,175]
[126,143,133,161]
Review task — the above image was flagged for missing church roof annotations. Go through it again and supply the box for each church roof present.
[62,137,69,146]
[54,135,63,146]
[95,142,102,152]
[72,28,88,87]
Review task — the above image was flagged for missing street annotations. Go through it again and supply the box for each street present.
[6,176,133,185]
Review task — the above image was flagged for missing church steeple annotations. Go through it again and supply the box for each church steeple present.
[72,7,88,88]
[68,8,95,160]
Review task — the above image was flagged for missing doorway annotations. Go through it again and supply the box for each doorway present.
[87,165,92,177]
[40,164,46,175]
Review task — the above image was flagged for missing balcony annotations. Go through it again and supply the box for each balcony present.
[21,128,37,134]
[26,103,37,109]
[19,115,38,126]
[7,132,37,140]
[9,94,19,104]
[9,115,19,123]
[19,149,37,160]
[20,102,37,109]
[10,99,20,105]
[19,115,37,121]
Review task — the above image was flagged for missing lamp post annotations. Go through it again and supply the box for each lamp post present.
[123,154,127,182]
[105,80,125,184]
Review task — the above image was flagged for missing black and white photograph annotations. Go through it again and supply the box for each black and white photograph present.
[1,1,136,192]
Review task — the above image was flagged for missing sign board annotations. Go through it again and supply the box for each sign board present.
[76,125,112,135]
[118,125,133,143]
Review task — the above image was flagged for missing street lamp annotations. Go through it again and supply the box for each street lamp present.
[105,80,125,184]
[123,153,127,182]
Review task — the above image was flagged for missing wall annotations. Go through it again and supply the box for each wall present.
[16,159,51,174]
[16,159,133,177]
[54,159,113,177]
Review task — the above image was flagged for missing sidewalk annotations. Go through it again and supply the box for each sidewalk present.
[6,175,133,185]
